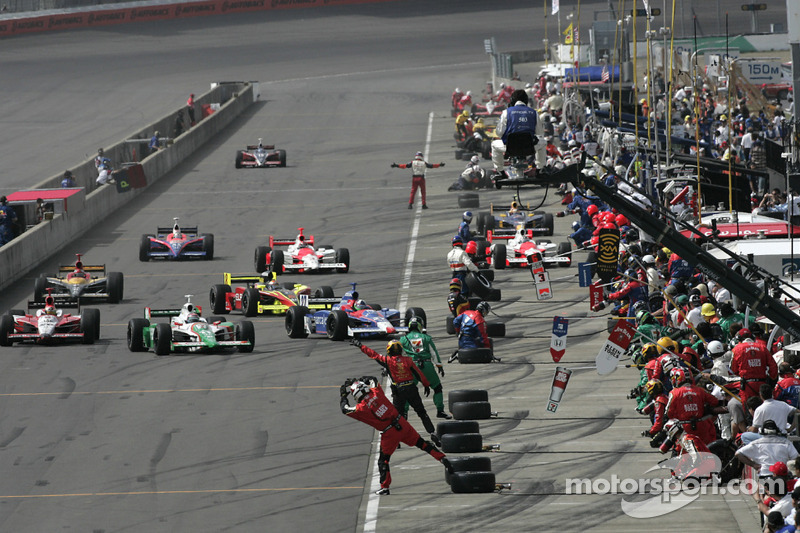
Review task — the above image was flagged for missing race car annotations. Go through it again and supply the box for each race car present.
[475,199,555,237]
[139,218,214,261]
[255,228,349,274]
[482,226,571,269]
[209,272,340,317]
[127,295,254,356]
[33,254,124,303]
[234,138,286,168]
[0,293,100,346]
[285,283,426,341]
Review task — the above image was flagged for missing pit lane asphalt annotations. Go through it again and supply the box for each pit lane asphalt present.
[0,1,769,531]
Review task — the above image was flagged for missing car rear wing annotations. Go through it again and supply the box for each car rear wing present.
[487,228,545,242]
[489,201,532,214]
[246,144,275,150]
[269,227,314,248]
[224,273,267,286]
[28,299,80,310]
[58,264,105,273]
[156,226,199,234]
[145,306,203,320]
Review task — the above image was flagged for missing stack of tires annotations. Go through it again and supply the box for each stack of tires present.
[440,389,495,493]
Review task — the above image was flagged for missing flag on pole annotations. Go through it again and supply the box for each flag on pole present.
[601,65,610,83]
[563,22,573,44]
[552,0,559,15]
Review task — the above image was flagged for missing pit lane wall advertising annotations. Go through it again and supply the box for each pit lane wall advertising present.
[0,0,395,38]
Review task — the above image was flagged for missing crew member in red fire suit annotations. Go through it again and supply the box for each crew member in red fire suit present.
[340,375,451,495]
[665,367,722,445]
[730,328,778,405]
[641,379,669,437]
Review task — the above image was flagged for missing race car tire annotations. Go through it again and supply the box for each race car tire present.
[441,433,483,454]
[452,400,492,419]
[486,288,502,301]
[81,308,100,344]
[314,286,334,298]
[270,250,285,274]
[242,288,260,317]
[461,152,477,162]
[448,390,488,411]
[483,215,495,232]
[235,151,243,168]
[404,307,427,329]
[153,322,172,355]
[335,248,350,273]
[445,315,455,335]
[478,268,494,282]
[210,284,232,314]
[457,348,493,364]
[33,275,48,302]
[492,244,507,270]
[0,314,14,346]
[465,272,491,299]
[445,456,492,485]
[557,242,572,267]
[457,193,479,209]
[139,235,151,262]
[326,310,349,341]
[285,306,310,338]
[202,234,215,260]
[236,321,255,353]
[542,213,555,236]
[486,321,505,337]
[127,318,149,352]
[454,149,464,160]
[436,420,480,435]
[254,246,270,273]
[7,309,24,317]
[475,212,487,234]
[450,471,496,493]
[467,296,482,310]
[107,272,124,303]
[278,149,287,167]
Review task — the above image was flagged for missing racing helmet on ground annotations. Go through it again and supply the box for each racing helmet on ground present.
[354,299,369,311]
[476,301,490,316]
[463,211,473,223]
[408,316,425,333]
[449,278,463,291]
[387,340,403,356]
[350,380,371,402]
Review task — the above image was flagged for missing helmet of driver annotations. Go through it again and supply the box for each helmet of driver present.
[44,304,57,316]
[350,380,371,402]
[449,278,463,291]
[463,211,473,223]
[354,299,369,311]
[452,235,463,246]
[669,367,689,388]
[387,340,403,356]
[408,316,424,333]
[186,312,200,323]
[707,340,725,358]
[476,301,490,316]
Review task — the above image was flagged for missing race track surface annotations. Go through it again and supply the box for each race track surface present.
[0,1,771,531]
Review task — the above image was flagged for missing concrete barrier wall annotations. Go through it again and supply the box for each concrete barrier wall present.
[0,82,255,291]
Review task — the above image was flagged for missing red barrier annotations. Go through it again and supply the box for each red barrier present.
[0,0,395,38]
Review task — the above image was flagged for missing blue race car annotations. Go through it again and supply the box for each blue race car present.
[284,283,426,341]
[139,218,214,261]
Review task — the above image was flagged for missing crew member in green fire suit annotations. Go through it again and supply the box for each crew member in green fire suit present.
[400,316,451,419]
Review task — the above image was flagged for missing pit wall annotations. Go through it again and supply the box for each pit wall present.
[0,82,255,291]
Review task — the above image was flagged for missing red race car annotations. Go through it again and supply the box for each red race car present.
[0,294,100,346]
[254,228,350,274]
[235,138,286,168]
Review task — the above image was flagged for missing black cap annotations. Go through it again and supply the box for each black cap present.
[767,510,784,527]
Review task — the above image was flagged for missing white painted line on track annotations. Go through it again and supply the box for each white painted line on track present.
[364,111,434,533]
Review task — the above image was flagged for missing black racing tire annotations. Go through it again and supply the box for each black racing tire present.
[542,212,555,236]
[458,193,480,209]
[467,297,482,310]
[404,307,427,329]
[485,288,502,302]
[107,272,124,303]
[478,268,494,282]
[465,272,491,299]
[235,150,243,168]
[153,322,172,356]
[450,471,496,493]
[445,457,492,485]
[452,400,493,420]
[314,286,334,298]
[236,321,255,353]
[326,310,349,341]
[81,308,100,344]
[485,321,505,337]
[445,315,455,335]
[475,212,487,234]
[127,318,149,352]
[278,149,287,167]
[557,242,572,267]
[441,433,483,454]
[335,248,350,273]
[270,250,285,274]
[210,284,232,314]
[454,149,464,160]
[448,390,488,411]
[461,151,477,161]
[242,288,260,317]
[492,244,507,270]
[436,420,480,435]
[483,215,495,232]
[254,245,270,273]
[34,275,48,302]
[0,314,14,346]
[139,235,151,262]
[201,234,214,260]
[285,306,310,338]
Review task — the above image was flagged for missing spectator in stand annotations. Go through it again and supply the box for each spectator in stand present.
[149,131,161,154]
[736,419,800,477]
[186,93,196,126]
[61,170,76,188]
[740,384,798,444]
[775,362,800,407]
